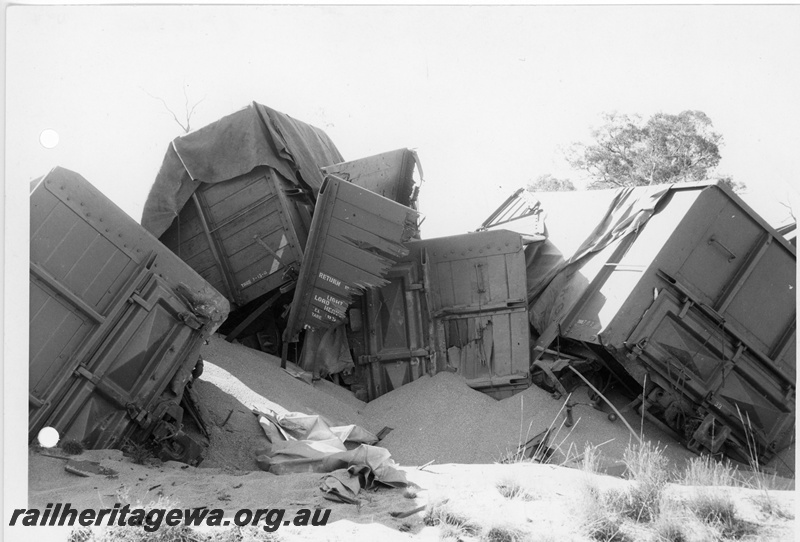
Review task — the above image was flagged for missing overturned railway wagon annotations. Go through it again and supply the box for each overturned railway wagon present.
[142,102,421,358]
[142,102,346,310]
[30,168,229,464]
[511,182,796,465]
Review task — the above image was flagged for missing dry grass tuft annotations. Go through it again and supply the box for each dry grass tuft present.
[67,489,210,542]
[602,487,660,523]
[482,524,528,542]
[581,443,602,475]
[623,441,671,486]
[496,478,535,501]
[207,526,282,541]
[618,442,671,523]
[67,528,92,542]
[424,497,481,538]
[689,491,737,525]
[403,489,418,499]
[650,500,702,542]
[685,491,758,540]
[574,472,631,542]
[425,493,535,542]
[122,439,156,465]
[680,455,738,487]
[73,523,282,542]
[585,513,630,542]
[751,492,793,520]
[652,516,688,542]
[60,439,85,455]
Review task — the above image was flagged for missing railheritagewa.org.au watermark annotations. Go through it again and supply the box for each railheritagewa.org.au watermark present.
[9,503,331,532]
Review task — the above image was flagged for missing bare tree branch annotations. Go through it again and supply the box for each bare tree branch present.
[779,200,796,222]
[141,85,204,134]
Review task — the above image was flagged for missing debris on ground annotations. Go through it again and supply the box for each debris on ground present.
[64,459,118,477]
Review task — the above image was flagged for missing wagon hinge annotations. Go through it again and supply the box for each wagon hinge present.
[125,402,150,426]
[359,347,431,364]
[177,311,204,330]
[625,338,647,360]
[74,365,143,416]
[74,365,100,385]
[129,292,148,308]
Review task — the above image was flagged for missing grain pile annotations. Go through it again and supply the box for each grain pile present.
[196,337,698,473]
[362,371,696,470]
[362,372,503,465]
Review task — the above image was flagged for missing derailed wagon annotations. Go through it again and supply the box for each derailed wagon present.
[282,175,421,374]
[30,168,229,464]
[142,102,422,363]
[489,181,796,465]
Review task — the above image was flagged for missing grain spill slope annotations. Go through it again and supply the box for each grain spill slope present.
[362,371,568,466]
[363,372,501,465]
[194,336,373,470]
[363,371,698,470]
[195,336,696,472]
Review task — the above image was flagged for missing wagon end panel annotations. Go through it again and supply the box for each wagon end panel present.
[417,230,531,395]
[43,272,203,452]
[283,176,420,341]
[30,168,228,464]
[321,148,419,207]
[626,288,794,463]
[673,187,796,362]
[160,168,308,307]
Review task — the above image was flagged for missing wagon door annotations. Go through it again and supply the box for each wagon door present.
[359,262,429,400]
[423,230,530,398]
[40,265,204,449]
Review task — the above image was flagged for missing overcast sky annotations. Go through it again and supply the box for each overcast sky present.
[7,4,800,240]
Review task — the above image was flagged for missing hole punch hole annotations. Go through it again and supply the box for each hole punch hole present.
[39,129,59,149]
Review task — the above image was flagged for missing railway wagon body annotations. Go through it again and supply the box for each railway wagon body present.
[30,167,229,464]
[528,182,795,463]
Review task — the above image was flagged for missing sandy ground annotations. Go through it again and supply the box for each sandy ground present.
[25,336,796,541]
[25,450,797,541]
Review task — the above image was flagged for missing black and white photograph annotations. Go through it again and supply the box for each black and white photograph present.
[4,4,798,541]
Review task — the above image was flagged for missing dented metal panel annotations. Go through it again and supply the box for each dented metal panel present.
[413,230,530,394]
[348,230,531,401]
[321,148,420,207]
[284,176,420,340]
[30,168,229,464]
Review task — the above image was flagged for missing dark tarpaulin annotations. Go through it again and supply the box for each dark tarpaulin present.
[141,102,344,237]
[523,238,566,306]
